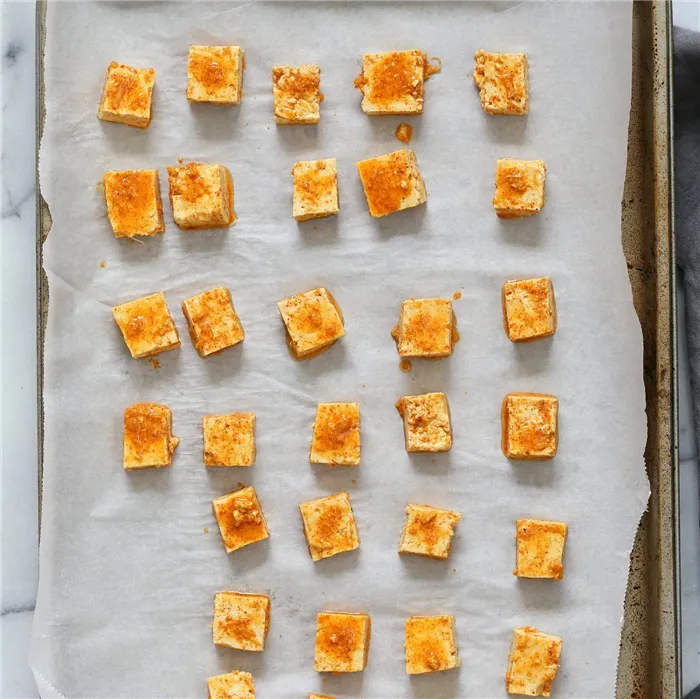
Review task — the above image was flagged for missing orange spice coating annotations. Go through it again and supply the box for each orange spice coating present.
[104,170,164,238]
[310,403,360,466]
[98,62,155,128]
[405,615,459,674]
[212,487,269,553]
[515,519,568,580]
[501,393,558,460]
[314,611,371,672]
[505,626,562,696]
[182,287,245,357]
[123,402,179,469]
[395,122,413,143]
[299,492,359,561]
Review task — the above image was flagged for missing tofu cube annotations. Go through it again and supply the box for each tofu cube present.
[277,287,345,358]
[314,611,371,672]
[182,287,245,357]
[112,292,181,359]
[310,403,360,466]
[405,615,459,674]
[104,170,165,238]
[299,491,360,561]
[272,65,322,124]
[474,51,529,116]
[502,278,557,342]
[399,504,461,560]
[393,298,454,358]
[212,486,269,553]
[396,392,452,453]
[505,627,563,696]
[123,403,179,470]
[356,149,427,218]
[187,45,244,105]
[502,393,558,460]
[515,519,568,580]
[213,591,270,651]
[98,62,155,128]
[166,163,236,229]
[207,672,255,699]
[493,159,546,219]
[292,158,339,222]
[203,413,256,467]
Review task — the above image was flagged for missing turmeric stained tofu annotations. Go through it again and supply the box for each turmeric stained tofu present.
[396,392,452,453]
[310,403,360,466]
[356,149,427,218]
[212,486,269,554]
[207,672,255,699]
[123,403,179,470]
[494,159,546,219]
[203,413,256,467]
[104,170,164,238]
[515,519,568,580]
[503,278,556,342]
[187,45,244,105]
[166,163,236,229]
[405,615,459,674]
[354,50,439,115]
[474,51,529,115]
[213,592,270,651]
[506,627,563,697]
[182,287,245,357]
[112,292,180,359]
[277,287,345,358]
[98,62,155,128]
[272,65,322,124]
[502,393,558,460]
[292,158,339,222]
[399,504,461,560]
[393,298,454,358]
[299,491,359,561]
[314,611,371,672]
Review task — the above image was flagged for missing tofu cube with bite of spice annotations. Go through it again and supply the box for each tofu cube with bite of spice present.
[515,519,568,580]
[203,413,256,467]
[396,392,452,452]
[187,45,244,105]
[493,159,546,219]
[104,169,165,238]
[299,491,359,561]
[505,626,563,696]
[474,51,529,116]
[213,591,270,651]
[292,158,339,221]
[399,503,461,560]
[272,65,322,124]
[212,486,269,553]
[98,62,155,128]
[182,287,245,357]
[310,403,360,466]
[405,615,459,674]
[501,393,558,460]
[123,403,179,470]
[207,672,255,699]
[314,611,371,672]
[502,277,556,342]
[393,298,454,358]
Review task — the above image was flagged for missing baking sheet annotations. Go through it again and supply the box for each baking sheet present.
[32,1,649,697]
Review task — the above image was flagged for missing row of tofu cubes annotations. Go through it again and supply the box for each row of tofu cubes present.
[98,49,528,130]
[112,280,556,361]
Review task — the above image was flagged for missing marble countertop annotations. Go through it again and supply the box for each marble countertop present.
[1,2,698,696]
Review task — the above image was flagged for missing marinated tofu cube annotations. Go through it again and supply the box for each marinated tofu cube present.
[112,292,181,359]
[98,62,155,128]
[203,413,256,467]
[213,591,270,651]
[393,298,454,358]
[299,491,359,561]
[104,169,165,238]
[207,671,255,699]
[123,402,179,470]
[515,519,568,580]
[396,392,452,452]
[182,287,245,357]
[272,65,322,124]
[292,158,339,221]
[474,51,529,115]
[187,45,244,105]
[212,486,269,553]
[314,611,371,672]
[502,278,556,342]
[502,393,558,460]
[405,615,459,674]
[399,503,461,560]
[506,627,563,696]
[493,159,546,219]
[310,403,360,466]
[356,149,427,217]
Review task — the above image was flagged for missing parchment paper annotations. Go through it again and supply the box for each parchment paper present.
[32,2,649,697]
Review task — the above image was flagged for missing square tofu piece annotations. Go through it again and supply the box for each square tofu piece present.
[277,287,345,358]
[203,413,256,467]
[299,491,360,561]
[502,278,556,342]
[493,159,546,219]
[314,612,371,672]
[310,403,360,466]
[506,627,563,696]
[405,615,459,674]
[354,50,437,115]
[515,519,568,580]
[123,403,179,470]
[207,672,255,699]
[474,51,529,116]
[394,298,454,358]
[396,392,452,453]
[187,45,244,105]
[98,62,155,128]
[182,287,245,357]
[112,292,181,359]
[104,169,164,238]
[272,65,322,124]
[213,592,270,651]
[212,486,269,553]
[292,158,339,222]
[356,149,427,217]
[502,393,558,460]
[399,504,461,560]
[166,163,236,229]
